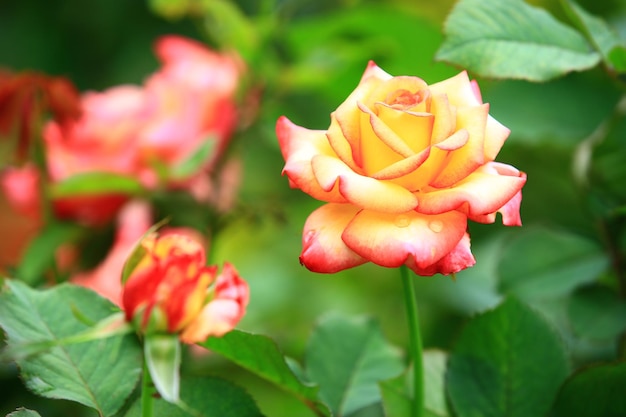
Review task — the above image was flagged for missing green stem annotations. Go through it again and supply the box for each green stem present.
[400,265,424,417]
[141,359,154,417]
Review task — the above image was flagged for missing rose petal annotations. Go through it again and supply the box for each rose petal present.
[430,93,456,144]
[361,103,417,157]
[484,115,510,161]
[387,128,470,191]
[333,66,388,168]
[358,102,415,173]
[371,146,431,181]
[429,71,481,108]
[365,76,429,109]
[417,162,527,217]
[361,61,394,83]
[342,209,467,270]
[276,116,346,203]
[327,114,364,173]
[374,102,435,154]
[406,233,475,276]
[311,154,419,213]
[430,104,488,188]
[467,163,525,226]
[300,203,367,273]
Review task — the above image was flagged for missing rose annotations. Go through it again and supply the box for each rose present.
[38,36,243,224]
[277,62,526,276]
[121,232,249,343]
[43,85,148,224]
[139,35,242,184]
[179,262,249,343]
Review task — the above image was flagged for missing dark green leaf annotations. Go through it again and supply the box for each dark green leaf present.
[484,73,621,147]
[145,335,181,403]
[16,222,83,284]
[124,376,264,417]
[306,314,404,416]
[568,285,626,340]
[497,227,609,300]
[170,136,216,180]
[380,350,450,417]
[561,0,626,72]
[436,0,600,81]
[51,172,144,197]
[553,361,626,417]
[6,409,42,417]
[447,298,569,417]
[0,280,142,417]
[200,330,331,416]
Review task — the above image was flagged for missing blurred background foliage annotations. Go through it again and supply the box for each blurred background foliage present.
[1,0,626,416]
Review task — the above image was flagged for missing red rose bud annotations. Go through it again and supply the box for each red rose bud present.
[121,232,249,343]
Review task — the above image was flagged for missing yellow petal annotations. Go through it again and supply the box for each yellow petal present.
[342,209,467,269]
[417,162,526,217]
[429,71,481,108]
[430,104,488,188]
[327,113,364,173]
[374,102,434,154]
[430,93,456,144]
[358,102,413,174]
[312,154,419,213]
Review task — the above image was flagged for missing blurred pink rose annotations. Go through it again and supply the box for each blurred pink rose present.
[45,86,147,182]
[139,35,242,182]
[36,35,243,225]
[0,164,40,220]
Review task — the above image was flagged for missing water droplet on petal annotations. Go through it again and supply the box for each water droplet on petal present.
[428,220,443,233]
[394,214,411,228]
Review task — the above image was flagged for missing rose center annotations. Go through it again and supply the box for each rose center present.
[385,89,426,110]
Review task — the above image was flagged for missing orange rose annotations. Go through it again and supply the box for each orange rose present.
[121,232,249,343]
[277,62,526,276]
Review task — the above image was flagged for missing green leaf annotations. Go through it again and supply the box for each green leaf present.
[447,298,569,417]
[124,376,264,417]
[51,172,144,197]
[16,221,83,284]
[0,280,142,417]
[436,0,600,81]
[169,136,216,180]
[484,73,622,147]
[305,314,404,416]
[568,285,626,340]
[120,219,170,284]
[553,360,626,417]
[198,0,257,59]
[148,0,190,20]
[380,350,450,417]
[497,227,609,300]
[200,330,331,417]
[560,0,626,72]
[6,409,42,417]
[145,335,181,404]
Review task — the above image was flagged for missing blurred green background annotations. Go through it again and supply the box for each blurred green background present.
[2,0,626,416]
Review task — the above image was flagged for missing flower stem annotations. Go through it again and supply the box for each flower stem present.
[141,359,154,417]
[400,265,424,417]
